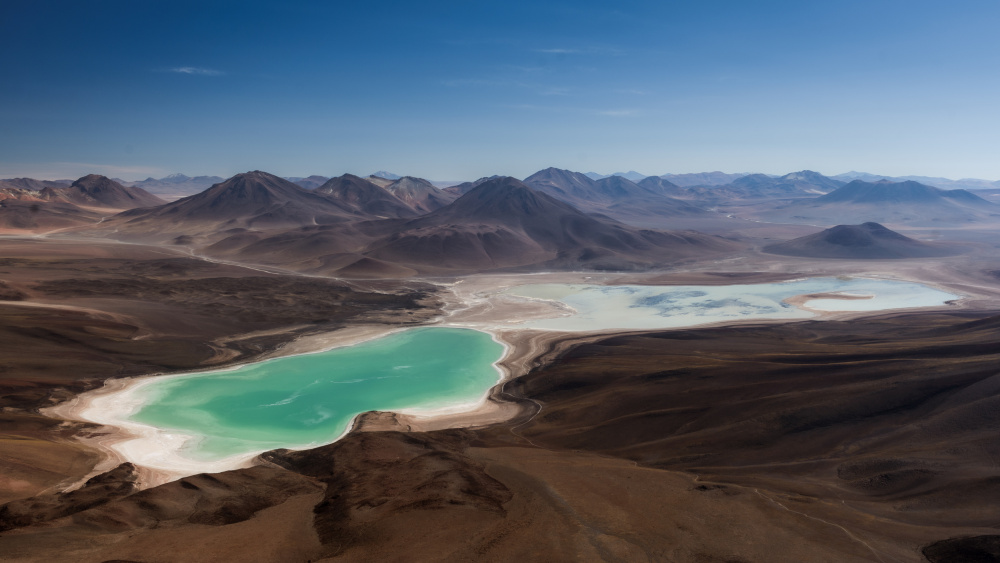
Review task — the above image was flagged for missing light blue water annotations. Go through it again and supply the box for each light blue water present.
[505,277,959,331]
[130,327,503,461]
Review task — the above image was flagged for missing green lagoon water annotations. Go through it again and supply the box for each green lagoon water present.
[130,327,503,461]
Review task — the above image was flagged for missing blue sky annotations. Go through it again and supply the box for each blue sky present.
[2,0,999,181]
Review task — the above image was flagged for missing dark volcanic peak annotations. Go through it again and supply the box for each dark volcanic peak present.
[423,176,581,225]
[361,176,738,273]
[763,222,959,259]
[314,174,416,218]
[61,174,166,208]
[524,167,707,223]
[818,179,993,205]
[118,170,360,234]
[522,167,598,200]
[383,176,457,214]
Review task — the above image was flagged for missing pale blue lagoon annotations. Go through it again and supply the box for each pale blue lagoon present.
[504,277,959,331]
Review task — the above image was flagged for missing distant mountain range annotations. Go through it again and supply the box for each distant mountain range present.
[833,172,1000,191]
[125,174,226,200]
[756,179,1000,226]
[523,167,707,226]
[80,171,741,276]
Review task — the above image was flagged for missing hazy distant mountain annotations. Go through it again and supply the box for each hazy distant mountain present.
[0,177,73,190]
[314,174,416,218]
[583,172,609,180]
[726,170,842,198]
[285,175,330,190]
[372,171,402,180]
[757,180,1000,226]
[382,176,458,214]
[763,222,958,259]
[661,171,749,187]
[523,167,708,225]
[610,171,649,182]
[636,176,686,197]
[833,171,1000,191]
[443,176,501,197]
[131,174,226,199]
[362,177,737,273]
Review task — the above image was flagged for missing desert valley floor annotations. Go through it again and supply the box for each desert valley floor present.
[3,171,1000,562]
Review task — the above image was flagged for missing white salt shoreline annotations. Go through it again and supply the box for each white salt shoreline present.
[45,273,966,489]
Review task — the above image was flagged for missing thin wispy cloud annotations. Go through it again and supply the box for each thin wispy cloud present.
[168,66,224,76]
[597,109,640,117]
[535,48,581,54]
[534,46,624,56]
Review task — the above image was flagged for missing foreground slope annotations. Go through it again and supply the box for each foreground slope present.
[5,308,1000,561]
[763,222,960,259]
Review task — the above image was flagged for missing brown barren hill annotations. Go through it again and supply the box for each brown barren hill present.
[46,174,166,208]
[763,222,961,259]
[314,174,417,218]
[9,311,1000,561]
[382,176,458,213]
[107,171,366,240]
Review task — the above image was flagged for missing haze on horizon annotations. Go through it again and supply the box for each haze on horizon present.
[2,0,999,181]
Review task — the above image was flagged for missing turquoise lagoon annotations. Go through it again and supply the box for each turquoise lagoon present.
[129,327,504,461]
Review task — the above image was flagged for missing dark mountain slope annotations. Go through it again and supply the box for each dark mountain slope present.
[524,167,708,225]
[362,177,737,273]
[46,175,166,208]
[314,174,417,218]
[763,222,960,259]
[108,171,362,240]
[383,176,457,213]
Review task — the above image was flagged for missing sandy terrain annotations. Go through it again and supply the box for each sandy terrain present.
[5,235,1000,562]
